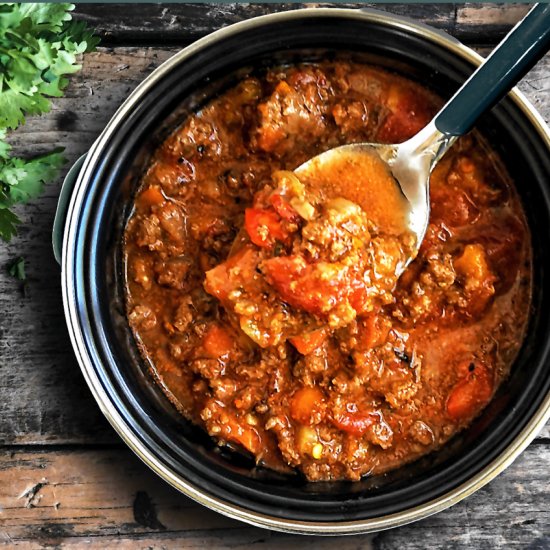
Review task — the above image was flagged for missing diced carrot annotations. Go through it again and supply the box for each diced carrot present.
[454,244,493,288]
[290,329,327,355]
[244,207,288,248]
[446,364,493,421]
[275,80,292,95]
[290,387,325,425]
[453,245,496,318]
[139,186,165,208]
[223,415,261,455]
[202,324,234,358]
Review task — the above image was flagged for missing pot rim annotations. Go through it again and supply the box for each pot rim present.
[61,7,550,535]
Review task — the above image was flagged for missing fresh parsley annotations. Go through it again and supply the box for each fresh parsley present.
[0,3,98,241]
[6,255,25,280]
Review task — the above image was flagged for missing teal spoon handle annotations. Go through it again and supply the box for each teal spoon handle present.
[435,3,550,137]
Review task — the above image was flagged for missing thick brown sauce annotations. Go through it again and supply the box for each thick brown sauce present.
[124,61,531,481]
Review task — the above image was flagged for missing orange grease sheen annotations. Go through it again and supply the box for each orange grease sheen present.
[297,148,408,235]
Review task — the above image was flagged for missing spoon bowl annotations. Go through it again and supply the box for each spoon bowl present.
[294,122,453,274]
[296,3,550,272]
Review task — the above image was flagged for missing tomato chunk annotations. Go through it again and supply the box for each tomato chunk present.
[244,208,288,248]
[270,193,299,222]
[355,312,390,351]
[263,255,349,315]
[377,84,433,142]
[447,363,493,421]
[331,408,379,436]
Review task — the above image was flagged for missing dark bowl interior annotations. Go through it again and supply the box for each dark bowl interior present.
[70,13,550,523]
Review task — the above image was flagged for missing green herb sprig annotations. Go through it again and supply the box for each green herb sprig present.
[0,3,98,241]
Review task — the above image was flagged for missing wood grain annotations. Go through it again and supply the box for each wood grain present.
[69,3,450,46]
[0,48,176,446]
[0,444,548,548]
[69,3,533,46]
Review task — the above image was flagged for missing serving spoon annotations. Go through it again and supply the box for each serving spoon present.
[295,3,550,273]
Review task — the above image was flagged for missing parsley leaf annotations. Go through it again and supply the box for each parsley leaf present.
[2,148,65,204]
[7,255,25,280]
[0,87,50,130]
[0,208,20,241]
[0,3,98,241]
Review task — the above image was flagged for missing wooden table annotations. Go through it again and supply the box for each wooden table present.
[1,4,548,548]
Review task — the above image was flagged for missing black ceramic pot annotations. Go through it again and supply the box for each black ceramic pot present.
[55,8,550,534]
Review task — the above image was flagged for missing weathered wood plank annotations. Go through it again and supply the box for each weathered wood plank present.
[0,49,176,446]
[70,3,450,45]
[0,444,548,547]
[457,3,531,26]
[69,4,533,46]
[1,45,549,445]
[455,3,531,44]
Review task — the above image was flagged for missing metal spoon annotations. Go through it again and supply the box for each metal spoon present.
[295,3,550,273]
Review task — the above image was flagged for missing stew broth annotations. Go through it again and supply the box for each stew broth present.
[124,61,531,481]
